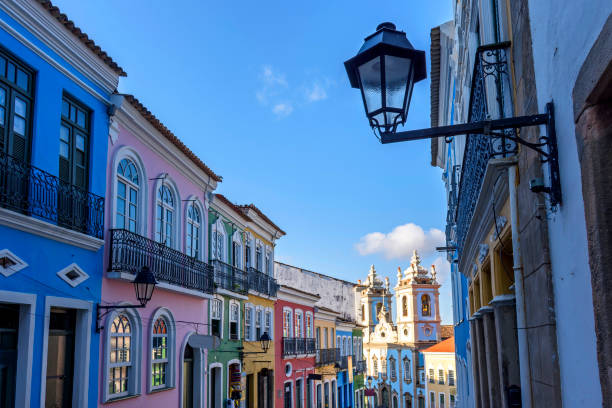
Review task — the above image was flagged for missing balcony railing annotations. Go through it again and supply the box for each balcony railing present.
[211,259,248,295]
[0,150,104,239]
[247,267,278,297]
[354,359,367,373]
[455,42,513,256]
[282,337,316,357]
[109,229,214,293]
[315,348,340,366]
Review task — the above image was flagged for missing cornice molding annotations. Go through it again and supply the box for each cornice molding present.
[0,0,119,94]
[0,207,103,251]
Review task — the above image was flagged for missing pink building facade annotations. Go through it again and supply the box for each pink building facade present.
[275,286,319,408]
[98,94,221,407]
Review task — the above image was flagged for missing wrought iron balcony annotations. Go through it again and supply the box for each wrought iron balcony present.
[108,229,214,293]
[211,259,248,295]
[247,267,278,297]
[282,337,316,357]
[455,42,513,256]
[354,359,367,374]
[315,348,340,366]
[0,150,104,239]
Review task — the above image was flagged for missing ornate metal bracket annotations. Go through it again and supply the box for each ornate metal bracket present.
[380,101,561,207]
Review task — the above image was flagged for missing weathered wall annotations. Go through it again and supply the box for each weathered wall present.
[527,0,612,405]
[275,262,357,321]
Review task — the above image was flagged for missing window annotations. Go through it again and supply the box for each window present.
[402,296,408,317]
[245,306,252,340]
[186,204,201,258]
[331,328,335,346]
[108,314,132,398]
[211,299,222,338]
[265,252,271,275]
[151,317,169,389]
[156,185,175,247]
[389,357,397,380]
[232,231,242,268]
[0,50,33,162]
[283,308,292,337]
[448,370,455,386]
[316,327,321,348]
[116,158,139,232]
[245,240,251,268]
[440,393,445,408]
[421,295,431,317]
[60,96,90,189]
[372,356,378,376]
[450,394,455,407]
[438,369,444,384]
[295,311,304,337]
[255,308,262,339]
[381,358,387,375]
[230,303,239,340]
[430,392,435,408]
[256,244,263,271]
[296,378,303,408]
[323,328,328,347]
[337,336,341,353]
[305,313,313,337]
[265,310,272,338]
[211,218,226,261]
[429,369,435,383]
[376,303,382,318]
[403,357,411,380]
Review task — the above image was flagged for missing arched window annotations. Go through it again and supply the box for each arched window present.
[389,357,397,380]
[421,295,431,317]
[186,204,201,258]
[108,314,132,398]
[211,218,226,261]
[402,296,408,317]
[372,356,378,376]
[151,317,169,389]
[156,185,175,247]
[116,158,139,232]
[403,357,411,381]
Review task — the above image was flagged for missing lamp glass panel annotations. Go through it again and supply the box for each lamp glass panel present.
[384,55,411,110]
[357,57,382,115]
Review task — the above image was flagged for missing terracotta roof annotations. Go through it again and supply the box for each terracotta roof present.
[238,204,286,236]
[440,325,454,340]
[422,336,455,353]
[122,94,222,182]
[213,194,252,222]
[37,1,126,76]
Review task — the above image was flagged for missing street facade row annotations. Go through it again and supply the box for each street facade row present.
[430,0,612,407]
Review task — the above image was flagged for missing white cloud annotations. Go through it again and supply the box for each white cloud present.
[305,82,327,102]
[256,65,289,112]
[261,65,287,87]
[272,103,293,117]
[432,256,451,284]
[355,223,445,260]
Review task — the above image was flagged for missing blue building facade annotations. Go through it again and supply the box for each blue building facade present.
[336,325,354,408]
[0,1,124,406]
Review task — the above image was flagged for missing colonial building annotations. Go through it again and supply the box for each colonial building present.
[0,0,124,405]
[359,253,442,408]
[422,337,456,408]
[430,0,612,406]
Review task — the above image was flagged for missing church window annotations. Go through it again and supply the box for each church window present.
[389,357,397,380]
[372,356,378,377]
[403,357,411,380]
[402,296,408,317]
[421,295,431,317]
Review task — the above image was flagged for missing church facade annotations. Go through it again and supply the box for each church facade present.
[357,251,442,408]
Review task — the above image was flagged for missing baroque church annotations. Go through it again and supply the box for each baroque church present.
[355,251,441,408]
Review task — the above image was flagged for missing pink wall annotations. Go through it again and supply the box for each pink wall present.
[275,299,316,408]
[99,120,212,406]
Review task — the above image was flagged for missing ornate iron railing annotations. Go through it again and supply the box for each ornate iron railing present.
[354,359,367,373]
[109,229,214,293]
[315,348,341,366]
[247,267,278,297]
[455,42,513,256]
[211,259,248,295]
[283,337,316,357]
[0,150,104,238]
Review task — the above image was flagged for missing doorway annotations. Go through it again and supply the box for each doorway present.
[210,365,222,408]
[381,387,389,408]
[45,308,76,408]
[284,382,293,408]
[0,304,19,407]
[183,344,194,408]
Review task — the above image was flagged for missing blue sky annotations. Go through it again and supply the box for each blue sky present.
[54,0,454,322]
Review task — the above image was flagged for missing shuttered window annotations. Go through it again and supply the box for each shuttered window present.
[60,96,90,189]
[0,48,34,162]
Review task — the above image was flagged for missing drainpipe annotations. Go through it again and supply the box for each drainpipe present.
[508,164,533,408]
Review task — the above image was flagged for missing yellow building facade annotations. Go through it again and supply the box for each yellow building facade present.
[314,308,340,408]
[422,337,456,408]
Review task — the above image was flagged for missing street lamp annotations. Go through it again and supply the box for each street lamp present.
[260,332,271,352]
[97,266,158,332]
[344,22,426,136]
[344,22,562,207]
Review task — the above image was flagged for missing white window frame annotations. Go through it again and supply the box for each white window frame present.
[185,199,204,260]
[231,230,243,269]
[229,300,240,341]
[295,309,304,338]
[155,180,180,249]
[211,218,226,262]
[255,306,263,340]
[283,307,293,338]
[265,249,272,276]
[149,308,176,392]
[210,297,224,339]
[244,304,253,341]
[389,357,397,380]
[255,240,263,271]
[265,308,273,339]
[403,357,411,380]
[110,147,148,235]
[115,157,140,233]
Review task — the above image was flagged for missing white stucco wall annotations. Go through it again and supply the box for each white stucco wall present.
[528,3,612,406]
[274,262,356,321]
